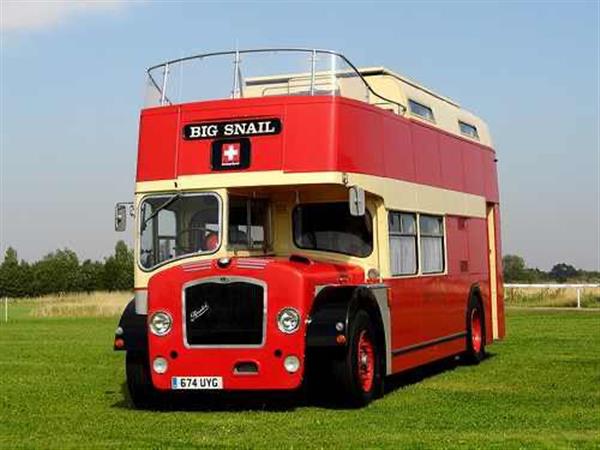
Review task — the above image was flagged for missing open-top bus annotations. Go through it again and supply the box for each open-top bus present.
[113,48,504,408]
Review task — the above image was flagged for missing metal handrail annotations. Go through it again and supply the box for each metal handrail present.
[146,48,406,112]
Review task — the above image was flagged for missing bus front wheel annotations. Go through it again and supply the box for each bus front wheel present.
[332,310,383,407]
[126,351,160,409]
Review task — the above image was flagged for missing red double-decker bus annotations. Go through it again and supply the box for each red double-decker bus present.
[113,49,504,408]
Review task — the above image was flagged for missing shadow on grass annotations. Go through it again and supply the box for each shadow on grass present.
[384,352,495,394]
[111,352,495,412]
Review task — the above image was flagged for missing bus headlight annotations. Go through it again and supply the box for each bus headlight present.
[277,308,300,334]
[149,311,172,336]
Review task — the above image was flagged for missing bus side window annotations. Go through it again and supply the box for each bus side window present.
[420,215,445,273]
[389,211,417,275]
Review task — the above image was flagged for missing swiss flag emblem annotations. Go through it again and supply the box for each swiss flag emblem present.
[211,138,250,171]
[221,143,240,166]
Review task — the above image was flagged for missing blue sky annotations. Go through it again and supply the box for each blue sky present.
[1,1,598,270]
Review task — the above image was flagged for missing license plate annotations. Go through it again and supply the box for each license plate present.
[171,376,223,390]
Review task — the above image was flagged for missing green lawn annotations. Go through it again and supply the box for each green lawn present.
[1,305,599,449]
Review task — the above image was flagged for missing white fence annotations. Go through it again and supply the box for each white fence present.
[504,284,600,309]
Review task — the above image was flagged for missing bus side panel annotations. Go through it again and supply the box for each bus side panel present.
[466,217,495,343]
[439,134,467,192]
[336,102,386,176]
[382,116,416,183]
[411,123,443,188]
[445,216,471,334]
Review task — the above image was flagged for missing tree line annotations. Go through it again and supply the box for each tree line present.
[503,255,599,283]
[0,244,597,298]
[0,241,133,298]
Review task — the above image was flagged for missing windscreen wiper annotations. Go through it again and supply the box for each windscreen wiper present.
[141,193,182,231]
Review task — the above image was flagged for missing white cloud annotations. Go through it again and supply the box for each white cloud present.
[1,0,132,32]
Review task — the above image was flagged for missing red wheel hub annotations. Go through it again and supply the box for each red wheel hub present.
[357,330,375,392]
[471,308,482,353]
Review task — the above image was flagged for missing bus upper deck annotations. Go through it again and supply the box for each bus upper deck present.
[137,49,498,209]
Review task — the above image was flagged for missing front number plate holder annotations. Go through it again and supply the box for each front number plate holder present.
[171,376,223,390]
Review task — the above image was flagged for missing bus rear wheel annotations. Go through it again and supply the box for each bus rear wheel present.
[126,351,160,409]
[463,296,486,364]
[332,310,382,407]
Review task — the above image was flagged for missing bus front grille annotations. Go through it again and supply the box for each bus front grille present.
[183,279,264,346]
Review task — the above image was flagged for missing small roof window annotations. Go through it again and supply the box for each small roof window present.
[458,121,479,140]
[408,99,435,122]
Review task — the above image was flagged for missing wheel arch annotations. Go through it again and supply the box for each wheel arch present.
[114,299,148,352]
[306,284,392,375]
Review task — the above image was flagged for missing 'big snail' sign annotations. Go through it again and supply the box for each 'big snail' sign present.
[183,118,281,140]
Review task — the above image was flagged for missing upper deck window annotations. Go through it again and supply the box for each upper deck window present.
[293,202,373,257]
[408,99,435,122]
[459,121,479,140]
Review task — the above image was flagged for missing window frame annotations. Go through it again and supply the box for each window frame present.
[388,211,418,276]
[137,191,223,272]
[458,120,480,140]
[419,214,446,274]
[408,99,436,123]
[386,210,447,278]
[292,202,374,258]
[227,195,272,251]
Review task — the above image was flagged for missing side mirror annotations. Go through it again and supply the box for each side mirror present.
[348,186,365,216]
[115,203,129,232]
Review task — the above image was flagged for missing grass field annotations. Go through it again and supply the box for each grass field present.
[504,286,600,308]
[27,291,132,318]
[1,303,599,449]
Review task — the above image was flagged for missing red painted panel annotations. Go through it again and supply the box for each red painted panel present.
[387,277,424,352]
[467,218,488,275]
[336,103,385,175]
[136,109,178,181]
[439,134,466,192]
[412,123,443,187]
[483,152,500,203]
[446,216,469,276]
[382,115,416,182]
[462,144,485,195]
[283,101,337,172]
[387,273,473,373]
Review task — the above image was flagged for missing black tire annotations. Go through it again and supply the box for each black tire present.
[332,310,383,407]
[126,351,160,409]
[463,295,486,364]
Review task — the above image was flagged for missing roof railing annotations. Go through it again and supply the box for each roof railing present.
[145,48,406,113]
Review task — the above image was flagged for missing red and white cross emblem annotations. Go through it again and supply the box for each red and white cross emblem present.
[221,143,241,166]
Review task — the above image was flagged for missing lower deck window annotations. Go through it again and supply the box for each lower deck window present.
[293,202,373,257]
[420,215,445,273]
[389,212,417,275]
